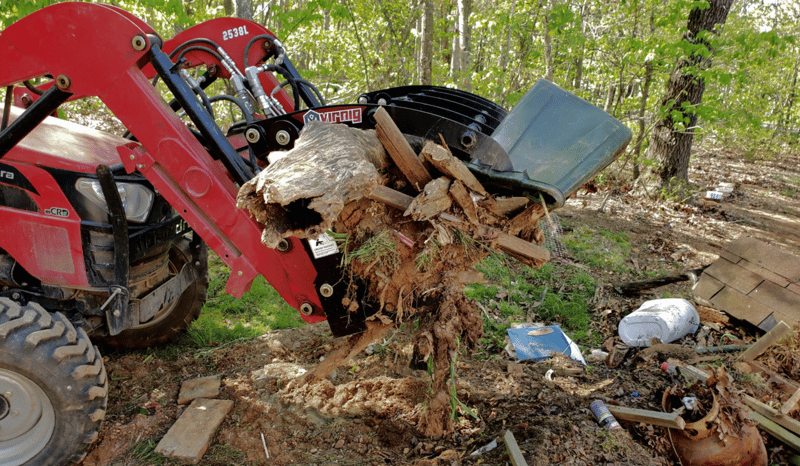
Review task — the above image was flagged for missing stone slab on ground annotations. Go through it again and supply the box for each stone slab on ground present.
[178,375,221,404]
[155,398,234,464]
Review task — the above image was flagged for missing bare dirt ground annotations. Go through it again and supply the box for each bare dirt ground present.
[83,144,800,466]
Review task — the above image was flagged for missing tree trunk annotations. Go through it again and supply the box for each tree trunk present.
[500,0,516,72]
[632,61,653,179]
[632,9,656,180]
[648,0,734,186]
[543,0,554,82]
[420,0,434,85]
[457,0,472,90]
[235,0,254,21]
[224,0,233,16]
[783,49,800,130]
[573,1,588,89]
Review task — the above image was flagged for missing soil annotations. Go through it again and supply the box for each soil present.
[83,144,800,465]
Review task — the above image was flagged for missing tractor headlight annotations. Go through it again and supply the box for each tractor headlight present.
[75,178,155,223]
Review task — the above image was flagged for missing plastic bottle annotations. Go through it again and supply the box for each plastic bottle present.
[618,298,699,347]
[590,400,622,429]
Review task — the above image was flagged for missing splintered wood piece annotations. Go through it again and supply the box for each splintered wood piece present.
[783,389,800,415]
[237,121,382,248]
[492,231,551,268]
[745,395,800,438]
[607,405,686,430]
[502,430,528,466]
[495,197,530,216]
[456,269,487,284]
[748,410,800,453]
[449,180,479,224]
[507,202,546,237]
[373,106,432,191]
[404,177,452,221]
[739,321,791,362]
[369,185,550,267]
[420,141,486,194]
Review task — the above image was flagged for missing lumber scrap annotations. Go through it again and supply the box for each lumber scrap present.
[782,388,800,415]
[368,185,550,267]
[507,202,546,237]
[495,197,530,216]
[607,405,686,430]
[747,407,800,453]
[747,360,800,396]
[420,141,486,194]
[739,321,792,362]
[449,180,479,224]
[373,106,432,191]
[404,177,452,221]
[502,430,529,466]
[237,121,382,248]
[745,395,800,438]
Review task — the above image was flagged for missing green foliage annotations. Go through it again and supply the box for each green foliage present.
[466,254,598,348]
[563,226,632,273]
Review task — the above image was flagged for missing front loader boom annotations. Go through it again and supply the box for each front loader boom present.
[0,3,327,323]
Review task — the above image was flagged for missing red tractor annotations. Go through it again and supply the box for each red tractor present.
[0,3,630,465]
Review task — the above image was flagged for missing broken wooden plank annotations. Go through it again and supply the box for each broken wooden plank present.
[155,398,234,464]
[449,180,479,224]
[404,177,452,221]
[607,405,686,430]
[502,430,529,466]
[492,232,551,268]
[739,321,792,362]
[495,197,530,216]
[373,106,433,191]
[368,185,550,267]
[748,360,800,396]
[420,141,486,194]
[783,389,800,416]
[507,203,546,237]
[369,185,413,211]
[746,403,800,453]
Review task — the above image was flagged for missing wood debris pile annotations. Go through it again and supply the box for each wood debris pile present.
[237,109,551,435]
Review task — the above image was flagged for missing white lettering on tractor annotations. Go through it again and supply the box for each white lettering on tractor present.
[44,207,69,218]
[0,170,14,180]
[222,25,249,41]
[303,108,363,125]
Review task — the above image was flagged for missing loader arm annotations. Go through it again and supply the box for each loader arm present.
[0,3,327,322]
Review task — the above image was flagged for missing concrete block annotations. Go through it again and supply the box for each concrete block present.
[155,398,234,464]
[178,375,220,405]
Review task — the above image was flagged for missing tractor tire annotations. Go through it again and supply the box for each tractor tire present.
[0,299,107,466]
[99,238,208,349]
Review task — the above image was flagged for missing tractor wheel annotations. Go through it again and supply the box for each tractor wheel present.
[99,238,208,349]
[0,299,107,466]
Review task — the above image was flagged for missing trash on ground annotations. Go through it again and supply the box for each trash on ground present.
[507,325,587,365]
[618,298,699,347]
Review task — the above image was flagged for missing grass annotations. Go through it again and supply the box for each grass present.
[467,256,599,349]
[466,222,637,354]
[148,252,305,358]
[563,225,631,273]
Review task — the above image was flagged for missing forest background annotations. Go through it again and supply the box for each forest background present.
[2,0,798,194]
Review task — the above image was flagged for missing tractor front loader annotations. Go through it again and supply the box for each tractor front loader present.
[0,3,630,465]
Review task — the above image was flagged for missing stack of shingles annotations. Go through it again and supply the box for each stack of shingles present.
[694,236,800,332]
